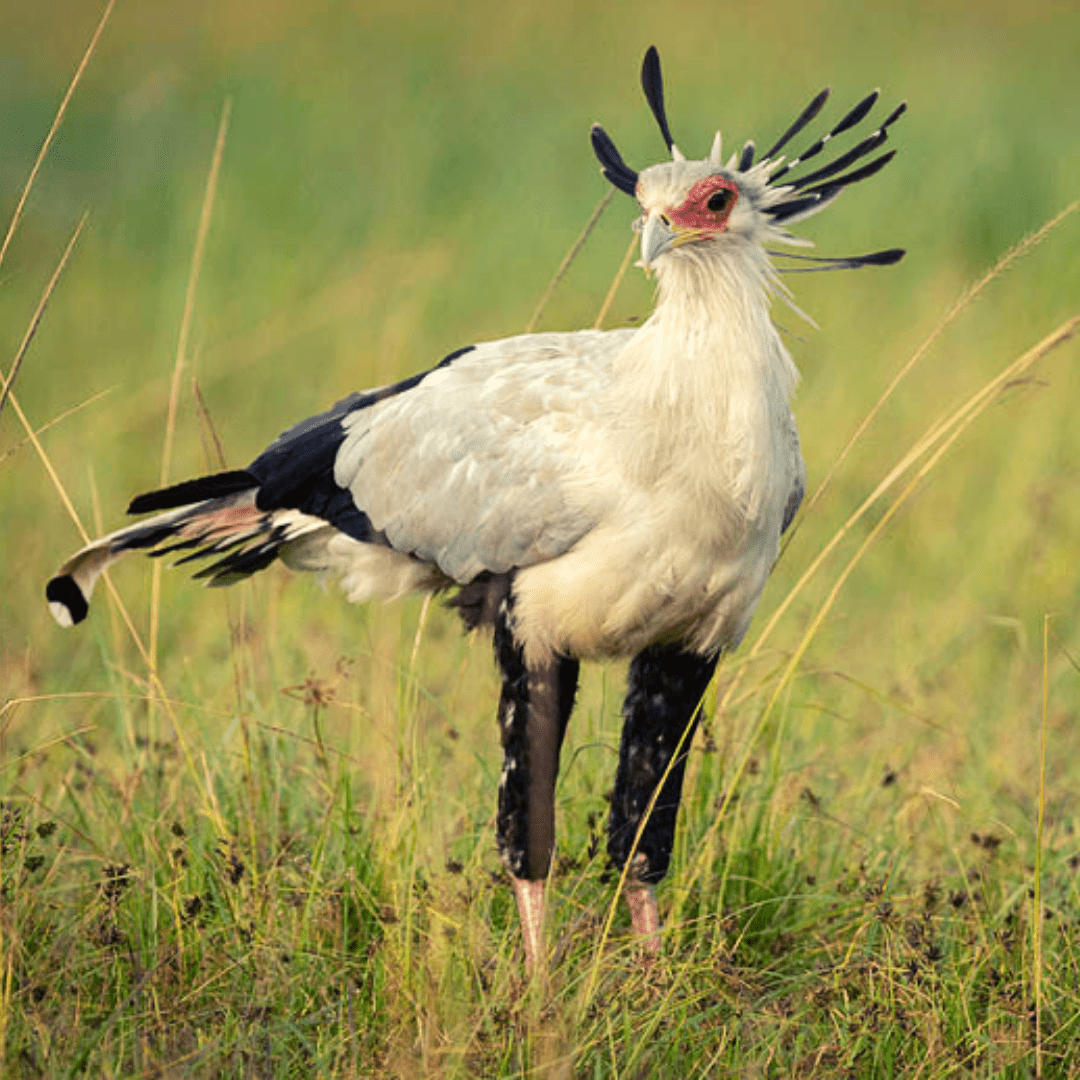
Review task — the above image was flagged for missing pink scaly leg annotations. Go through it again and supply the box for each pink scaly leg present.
[625,883,661,955]
[512,877,546,970]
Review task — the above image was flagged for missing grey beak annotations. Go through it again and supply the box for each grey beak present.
[640,210,678,268]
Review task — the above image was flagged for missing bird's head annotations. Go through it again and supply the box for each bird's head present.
[592,47,906,274]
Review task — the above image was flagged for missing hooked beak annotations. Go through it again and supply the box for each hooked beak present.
[639,209,700,269]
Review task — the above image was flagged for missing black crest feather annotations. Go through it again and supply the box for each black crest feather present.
[640,46,675,152]
[593,49,906,240]
[590,124,639,196]
[762,87,831,161]
[763,85,906,225]
[770,89,878,182]
[781,129,888,191]
[771,93,906,186]
[770,247,906,272]
[798,149,896,201]
[765,192,831,224]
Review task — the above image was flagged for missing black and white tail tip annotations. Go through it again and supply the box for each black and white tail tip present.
[46,574,89,628]
[44,477,277,628]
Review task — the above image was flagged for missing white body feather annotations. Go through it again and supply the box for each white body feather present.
[293,221,804,665]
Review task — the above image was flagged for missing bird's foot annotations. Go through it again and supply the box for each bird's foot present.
[512,876,546,971]
[624,882,661,956]
[514,878,661,968]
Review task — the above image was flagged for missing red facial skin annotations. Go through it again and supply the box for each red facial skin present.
[664,176,739,233]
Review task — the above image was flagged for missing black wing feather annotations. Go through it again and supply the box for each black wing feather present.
[128,470,256,515]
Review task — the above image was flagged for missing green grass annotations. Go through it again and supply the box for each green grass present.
[3,0,1080,1075]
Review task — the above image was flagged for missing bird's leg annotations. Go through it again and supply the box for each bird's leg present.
[608,644,718,952]
[510,877,546,971]
[624,882,661,955]
[493,591,579,969]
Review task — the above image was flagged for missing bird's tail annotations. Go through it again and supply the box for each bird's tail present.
[45,471,288,626]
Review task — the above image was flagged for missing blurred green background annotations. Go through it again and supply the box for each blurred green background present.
[2,0,1080,865]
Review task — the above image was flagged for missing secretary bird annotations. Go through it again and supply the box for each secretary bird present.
[47,48,904,968]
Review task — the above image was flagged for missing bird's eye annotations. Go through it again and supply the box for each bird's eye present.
[707,189,734,213]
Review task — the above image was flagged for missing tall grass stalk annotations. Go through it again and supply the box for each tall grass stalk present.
[591,235,638,330]
[1034,613,1049,1078]
[0,218,86,425]
[149,101,232,711]
[733,201,1080,722]
[717,311,1078,841]
[525,191,614,334]
[796,198,1080,530]
[0,0,113,275]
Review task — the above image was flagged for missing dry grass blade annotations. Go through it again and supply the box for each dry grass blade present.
[717,313,1078,818]
[0,388,111,468]
[525,190,614,333]
[192,377,228,471]
[157,101,232,491]
[0,2,183,790]
[1034,613,1049,1078]
[720,204,1080,717]
[0,0,114,274]
[0,216,86,426]
[577,704,701,1015]
[0,0,153,705]
[593,235,638,330]
[149,99,231,684]
[123,101,236,830]
[797,199,1079,529]
[0,266,149,661]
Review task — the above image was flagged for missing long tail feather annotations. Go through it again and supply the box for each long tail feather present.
[46,490,267,626]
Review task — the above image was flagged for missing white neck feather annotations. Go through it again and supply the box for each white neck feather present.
[609,238,800,521]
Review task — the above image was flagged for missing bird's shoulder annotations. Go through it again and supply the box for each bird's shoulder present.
[334,327,635,469]
[333,327,634,580]
[390,327,634,414]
